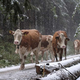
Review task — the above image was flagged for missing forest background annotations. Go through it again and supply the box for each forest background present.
[0,0,80,67]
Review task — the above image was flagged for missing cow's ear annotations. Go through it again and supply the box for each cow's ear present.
[66,38,70,41]
[9,30,14,35]
[22,31,29,36]
[55,36,59,39]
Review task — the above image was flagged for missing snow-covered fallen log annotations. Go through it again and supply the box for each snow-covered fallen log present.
[38,63,80,80]
[36,56,80,74]
[77,77,80,80]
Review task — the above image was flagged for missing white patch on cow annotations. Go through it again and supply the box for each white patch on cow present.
[15,48,19,54]
[30,51,34,55]
[13,29,22,45]
[74,41,78,48]
[46,35,53,42]
[58,33,66,48]
[46,35,54,61]
[74,40,80,54]
[46,35,53,49]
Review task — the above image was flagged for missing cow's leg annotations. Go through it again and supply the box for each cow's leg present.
[35,40,42,64]
[75,49,78,55]
[35,52,39,64]
[41,51,44,62]
[18,48,25,70]
[30,52,34,63]
[34,50,39,64]
[20,56,25,70]
[64,48,66,60]
[19,53,25,70]
[46,51,48,61]
[51,53,55,62]
[50,49,55,62]
[59,49,63,61]
[30,55,33,63]
[53,48,58,61]
[15,46,19,54]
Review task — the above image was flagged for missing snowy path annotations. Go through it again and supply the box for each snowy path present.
[0,63,41,80]
[0,68,41,80]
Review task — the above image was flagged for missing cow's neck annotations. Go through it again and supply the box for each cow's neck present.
[17,45,20,49]
[16,42,21,49]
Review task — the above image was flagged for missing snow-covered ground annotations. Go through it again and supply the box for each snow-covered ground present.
[77,77,80,80]
[0,68,41,80]
[40,63,80,80]
[0,63,35,73]
[0,54,80,80]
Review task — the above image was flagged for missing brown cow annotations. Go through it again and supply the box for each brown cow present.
[41,35,54,61]
[10,29,42,70]
[74,39,80,54]
[52,30,69,61]
[30,35,54,62]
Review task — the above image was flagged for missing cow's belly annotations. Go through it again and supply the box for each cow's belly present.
[19,46,38,56]
[19,46,27,54]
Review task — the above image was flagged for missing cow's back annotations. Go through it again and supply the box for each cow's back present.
[20,29,41,49]
[41,35,49,48]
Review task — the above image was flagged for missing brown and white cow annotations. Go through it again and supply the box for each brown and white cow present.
[41,35,54,61]
[52,30,70,61]
[30,35,54,62]
[74,39,80,54]
[10,29,42,70]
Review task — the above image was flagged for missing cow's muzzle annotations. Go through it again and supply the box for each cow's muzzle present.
[14,40,19,45]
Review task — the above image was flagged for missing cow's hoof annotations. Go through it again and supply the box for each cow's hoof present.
[56,60,58,62]
[30,59,33,63]
[36,61,39,64]
[19,65,25,70]
[51,60,54,62]
[31,61,33,63]
[41,59,43,62]
[19,67,24,70]
[65,58,66,60]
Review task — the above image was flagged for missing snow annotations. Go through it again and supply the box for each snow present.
[36,54,80,67]
[0,54,80,80]
[0,68,41,80]
[67,63,80,73]
[77,77,80,80]
[40,63,80,80]
[0,63,35,73]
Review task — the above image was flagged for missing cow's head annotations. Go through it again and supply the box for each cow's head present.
[74,40,79,48]
[9,29,29,45]
[46,35,53,43]
[56,33,69,48]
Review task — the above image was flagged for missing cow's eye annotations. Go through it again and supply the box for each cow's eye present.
[66,38,70,41]
[56,37,59,39]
